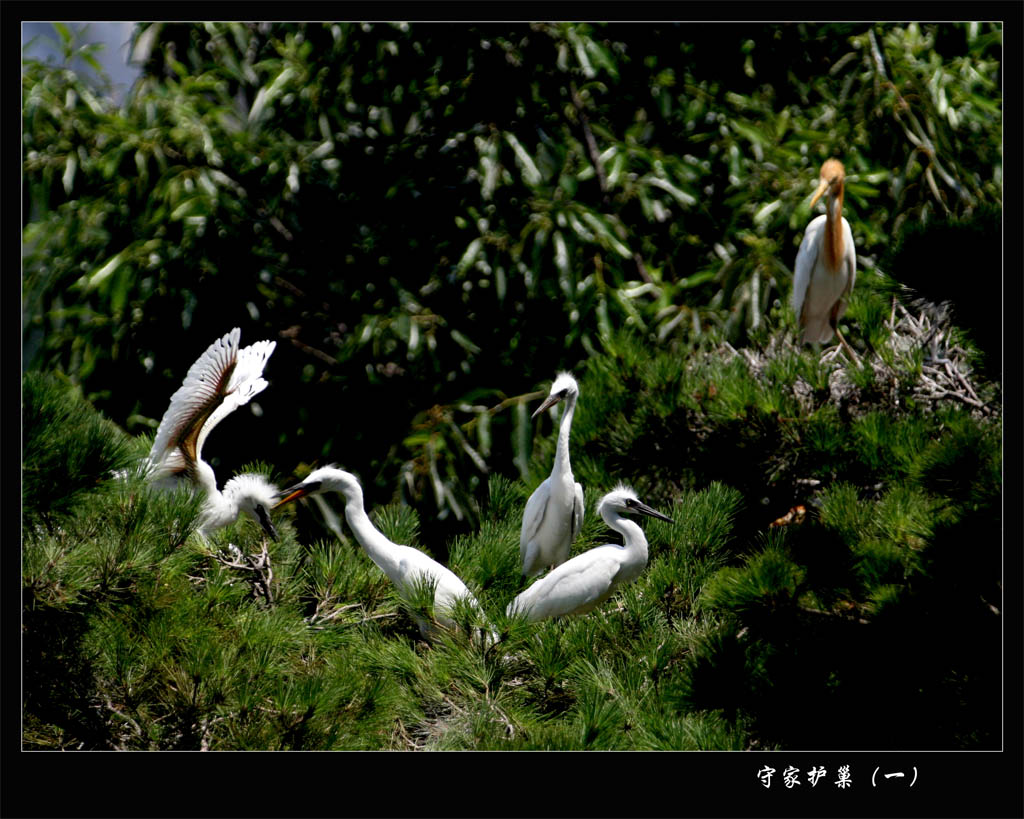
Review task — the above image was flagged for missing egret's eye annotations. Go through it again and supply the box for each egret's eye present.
[558,389,569,398]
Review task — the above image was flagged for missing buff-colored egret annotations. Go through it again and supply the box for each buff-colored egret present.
[792,158,858,361]
[147,327,278,539]
[274,466,494,641]
[507,485,673,622]
[520,372,585,580]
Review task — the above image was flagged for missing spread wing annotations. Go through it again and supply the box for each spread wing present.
[792,214,824,324]
[148,328,241,481]
[194,338,276,462]
[571,482,584,540]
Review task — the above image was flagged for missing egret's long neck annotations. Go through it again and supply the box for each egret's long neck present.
[824,179,845,273]
[603,510,649,563]
[195,460,222,498]
[195,460,234,531]
[341,487,400,576]
[552,392,578,477]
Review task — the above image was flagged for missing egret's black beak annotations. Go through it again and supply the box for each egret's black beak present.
[532,392,563,419]
[273,480,321,509]
[632,500,675,525]
[255,504,279,541]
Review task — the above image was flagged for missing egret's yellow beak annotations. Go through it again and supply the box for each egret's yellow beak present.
[809,177,831,209]
[274,481,317,509]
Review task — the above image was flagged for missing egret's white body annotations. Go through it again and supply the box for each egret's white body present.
[275,467,493,640]
[520,373,585,579]
[792,159,857,345]
[507,485,673,622]
[147,327,278,539]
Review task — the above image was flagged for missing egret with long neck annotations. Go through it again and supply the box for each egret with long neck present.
[519,372,585,580]
[791,158,858,360]
[275,467,494,641]
[508,485,673,622]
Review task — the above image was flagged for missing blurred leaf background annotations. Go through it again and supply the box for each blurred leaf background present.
[23,21,1002,538]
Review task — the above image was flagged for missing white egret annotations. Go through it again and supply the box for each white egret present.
[147,327,279,539]
[792,158,858,361]
[520,372,585,580]
[507,485,673,622]
[274,466,494,641]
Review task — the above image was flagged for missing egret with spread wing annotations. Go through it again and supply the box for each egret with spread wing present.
[275,467,495,641]
[508,485,673,622]
[792,158,858,360]
[147,327,278,539]
[520,372,584,580]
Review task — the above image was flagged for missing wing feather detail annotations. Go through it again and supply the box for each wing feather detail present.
[520,477,551,551]
[147,329,275,482]
[791,215,824,325]
[513,548,620,620]
[195,338,276,461]
[571,482,584,540]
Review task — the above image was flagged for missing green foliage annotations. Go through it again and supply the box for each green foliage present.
[700,540,805,616]
[22,22,1001,529]
[23,372,136,528]
[23,23,1000,752]
[23,318,1000,748]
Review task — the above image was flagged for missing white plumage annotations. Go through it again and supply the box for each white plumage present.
[508,485,673,623]
[792,158,857,346]
[520,372,585,579]
[146,327,278,539]
[275,467,494,641]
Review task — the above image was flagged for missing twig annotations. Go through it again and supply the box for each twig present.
[570,81,609,197]
[215,538,274,606]
[283,335,340,368]
[633,253,654,284]
[918,389,985,410]
[104,698,143,745]
[460,389,547,434]
[359,612,400,624]
[491,701,517,740]
[944,358,981,405]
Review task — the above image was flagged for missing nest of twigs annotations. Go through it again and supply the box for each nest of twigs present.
[725,297,998,421]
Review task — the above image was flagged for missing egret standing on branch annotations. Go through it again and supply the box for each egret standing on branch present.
[508,485,674,622]
[146,327,279,540]
[792,158,858,362]
[274,467,495,641]
[520,372,585,580]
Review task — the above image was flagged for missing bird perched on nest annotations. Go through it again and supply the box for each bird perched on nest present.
[508,484,673,622]
[792,158,858,361]
[146,327,279,540]
[519,372,585,581]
